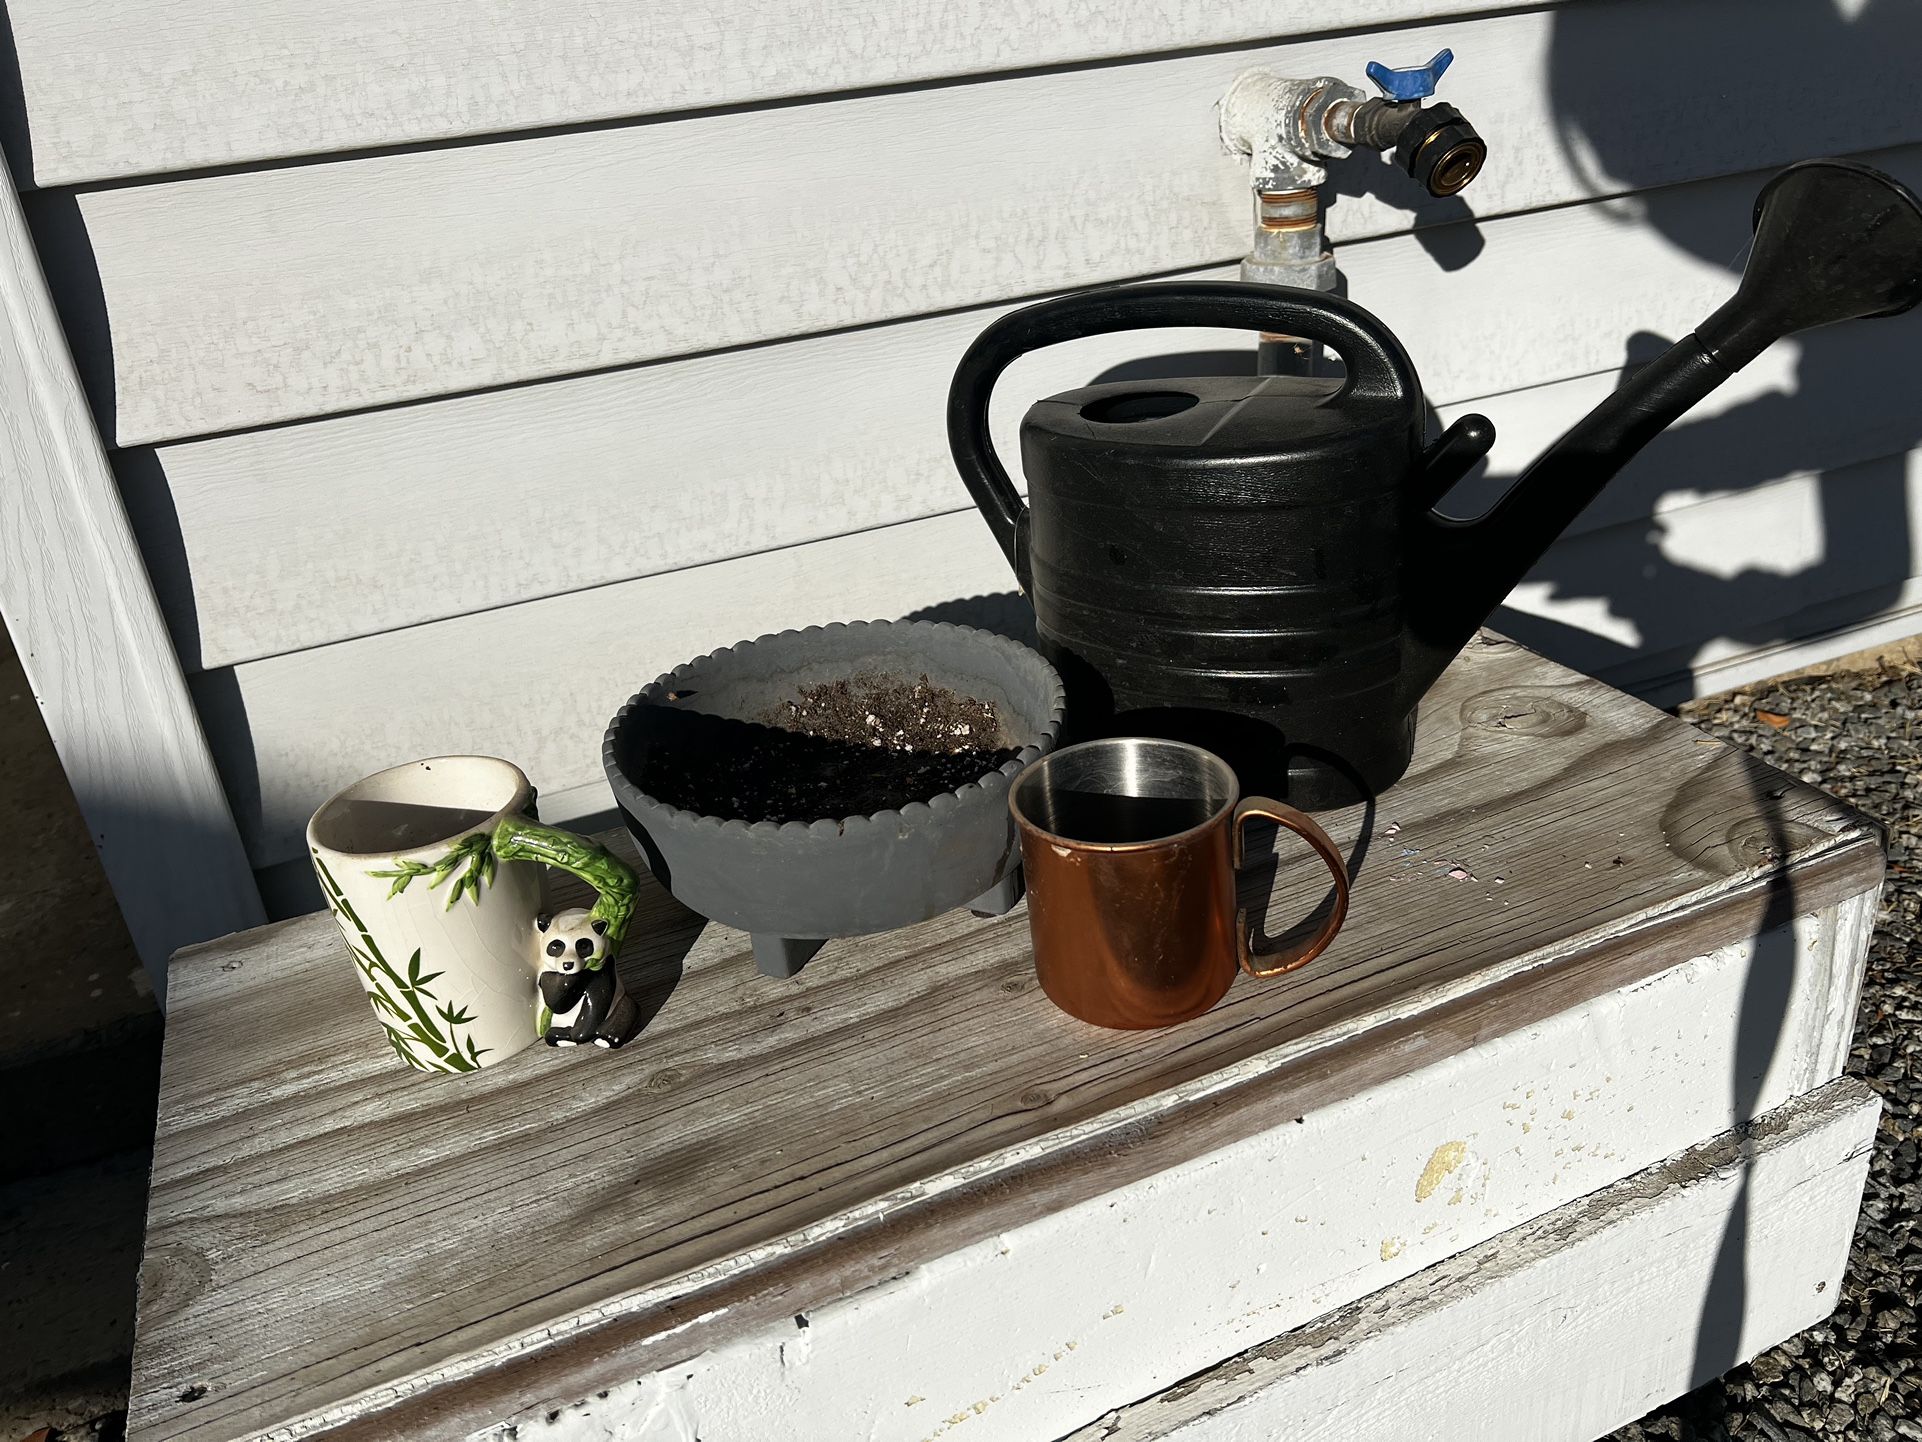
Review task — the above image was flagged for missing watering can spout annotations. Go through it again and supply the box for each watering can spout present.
[1400,158,1922,708]
[1699,158,1922,369]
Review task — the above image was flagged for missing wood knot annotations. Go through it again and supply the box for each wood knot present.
[1720,817,1829,872]
[645,1066,687,1094]
[1659,750,1837,877]
[1016,1087,1054,1110]
[1461,689,1586,739]
[999,972,1031,995]
[138,1242,212,1322]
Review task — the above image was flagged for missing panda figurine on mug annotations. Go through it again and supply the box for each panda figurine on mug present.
[535,908,642,1049]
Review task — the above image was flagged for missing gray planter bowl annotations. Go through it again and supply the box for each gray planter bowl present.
[603,620,1065,977]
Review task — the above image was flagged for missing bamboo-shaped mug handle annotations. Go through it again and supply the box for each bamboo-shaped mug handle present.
[492,813,640,949]
[1230,798,1351,978]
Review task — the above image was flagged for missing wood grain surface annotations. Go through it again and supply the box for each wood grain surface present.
[129,636,1883,1440]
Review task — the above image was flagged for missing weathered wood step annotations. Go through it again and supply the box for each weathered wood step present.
[127,635,1884,1440]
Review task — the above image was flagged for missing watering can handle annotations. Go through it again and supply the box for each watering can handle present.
[945,281,1418,588]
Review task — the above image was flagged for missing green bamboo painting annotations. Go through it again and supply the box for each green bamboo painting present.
[313,852,490,1073]
[367,831,497,908]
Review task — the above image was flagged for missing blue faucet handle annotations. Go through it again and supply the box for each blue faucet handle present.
[1365,48,1454,102]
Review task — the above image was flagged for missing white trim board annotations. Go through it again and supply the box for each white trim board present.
[0,156,261,993]
[1608,574,1922,709]
[1069,1079,1879,1442]
[5,0,1570,187]
[50,5,1922,444]
[473,903,1876,1442]
[194,439,1922,873]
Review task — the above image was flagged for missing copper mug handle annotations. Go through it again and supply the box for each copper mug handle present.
[1232,798,1351,978]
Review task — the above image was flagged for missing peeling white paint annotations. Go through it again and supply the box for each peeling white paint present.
[482,896,1872,1442]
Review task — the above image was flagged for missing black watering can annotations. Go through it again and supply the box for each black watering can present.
[949,159,1922,809]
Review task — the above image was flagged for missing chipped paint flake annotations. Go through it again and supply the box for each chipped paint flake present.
[1415,1140,1469,1201]
[1380,1236,1405,1261]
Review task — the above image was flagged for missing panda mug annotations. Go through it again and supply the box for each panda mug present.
[307,756,642,1075]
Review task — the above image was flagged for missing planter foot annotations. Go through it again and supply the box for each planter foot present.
[967,867,1025,919]
[752,934,827,979]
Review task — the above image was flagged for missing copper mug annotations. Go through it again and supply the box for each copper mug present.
[1009,738,1350,1029]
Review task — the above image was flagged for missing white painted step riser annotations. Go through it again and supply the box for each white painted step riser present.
[486,893,1875,1442]
[1078,1078,1880,1442]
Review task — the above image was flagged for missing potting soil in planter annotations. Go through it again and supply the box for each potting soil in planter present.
[633,674,1020,825]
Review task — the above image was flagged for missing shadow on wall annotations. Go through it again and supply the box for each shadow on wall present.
[1062,0,1922,705]
[1490,0,1922,694]
[921,0,1918,1408]
[1534,0,1918,1414]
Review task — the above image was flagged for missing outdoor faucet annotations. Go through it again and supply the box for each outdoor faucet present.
[1218,49,1487,369]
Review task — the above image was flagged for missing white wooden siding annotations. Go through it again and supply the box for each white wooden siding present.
[124,149,1922,674]
[45,0,1922,446]
[199,435,1922,873]
[1612,574,1922,707]
[4,0,1566,187]
[1508,447,1922,671]
[4,0,1917,942]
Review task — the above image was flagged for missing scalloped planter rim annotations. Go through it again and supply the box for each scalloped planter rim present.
[603,620,1066,977]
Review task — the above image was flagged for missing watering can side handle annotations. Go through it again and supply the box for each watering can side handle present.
[945,281,1421,588]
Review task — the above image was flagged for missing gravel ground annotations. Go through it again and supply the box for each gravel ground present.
[1610,663,1922,1442]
